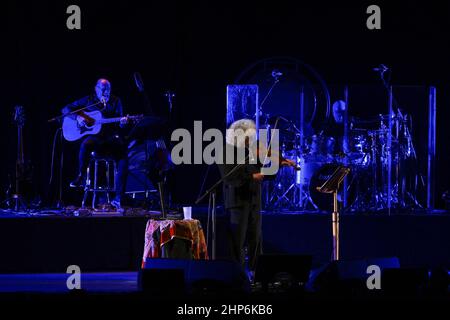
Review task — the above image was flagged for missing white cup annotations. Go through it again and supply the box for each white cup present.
[183,206,192,220]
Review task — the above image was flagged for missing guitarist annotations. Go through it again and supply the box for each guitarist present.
[61,78,130,209]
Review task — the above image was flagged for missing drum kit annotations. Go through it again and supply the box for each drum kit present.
[263,110,423,212]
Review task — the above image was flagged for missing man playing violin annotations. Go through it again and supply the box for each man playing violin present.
[61,78,130,209]
[218,119,296,282]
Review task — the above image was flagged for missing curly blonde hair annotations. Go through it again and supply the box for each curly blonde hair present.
[226,119,257,148]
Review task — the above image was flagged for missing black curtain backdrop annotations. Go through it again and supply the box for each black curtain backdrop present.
[2,0,450,207]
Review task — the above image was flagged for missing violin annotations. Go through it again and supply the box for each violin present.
[253,142,300,170]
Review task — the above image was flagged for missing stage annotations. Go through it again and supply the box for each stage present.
[1,208,449,274]
[3,273,448,314]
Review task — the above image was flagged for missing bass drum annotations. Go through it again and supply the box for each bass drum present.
[127,139,174,193]
[308,163,357,212]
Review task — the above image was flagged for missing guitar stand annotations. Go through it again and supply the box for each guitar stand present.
[316,165,351,261]
[2,106,30,214]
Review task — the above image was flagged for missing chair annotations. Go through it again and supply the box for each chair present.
[82,152,117,209]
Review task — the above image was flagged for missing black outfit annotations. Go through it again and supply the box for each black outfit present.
[218,144,262,271]
[63,94,128,202]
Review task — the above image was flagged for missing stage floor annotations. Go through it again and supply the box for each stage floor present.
[0,272,138,293]
[0,270,448,308]
[0,207,449,273]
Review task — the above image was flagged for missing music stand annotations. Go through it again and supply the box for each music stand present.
[316,165,351,261]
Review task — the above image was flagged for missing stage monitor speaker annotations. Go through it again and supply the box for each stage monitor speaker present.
[428,268,450,295]
[140,258,250,294]
[255,254,312,291]
[138,268,185,295]
[382,267,429,296]
[310,256,400,293]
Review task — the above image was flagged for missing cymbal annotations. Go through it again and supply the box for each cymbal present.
[350,117,380,124]
[349,128,368,132]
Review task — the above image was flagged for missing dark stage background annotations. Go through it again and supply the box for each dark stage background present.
[2,1,450,208]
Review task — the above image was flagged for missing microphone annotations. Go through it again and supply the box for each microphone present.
[133,72,144,92]
[271,69,283,79]
[101,97,107,107]
[164,91,175,98]
[373,64,388,72]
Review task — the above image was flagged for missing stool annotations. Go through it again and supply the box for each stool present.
[82,153,117,209]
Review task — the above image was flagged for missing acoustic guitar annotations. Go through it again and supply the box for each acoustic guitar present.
[62,110,142,141]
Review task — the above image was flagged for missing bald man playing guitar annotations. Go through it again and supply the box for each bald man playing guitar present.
[61,78,130,209]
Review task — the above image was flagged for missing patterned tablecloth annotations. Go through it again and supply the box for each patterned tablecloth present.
[142,219,209,267]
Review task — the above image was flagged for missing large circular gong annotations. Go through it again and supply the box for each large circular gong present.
[234,57,331,135]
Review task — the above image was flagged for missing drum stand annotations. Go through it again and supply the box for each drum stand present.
[298,183,319,211]
[269,182,306,210]
[270,183,294,209]
[267,172,319,211]
[367,130,388,211]
[316,166,350,261]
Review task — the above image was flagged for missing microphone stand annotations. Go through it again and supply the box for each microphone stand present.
[375,66,418,209]
[47,101,104,123]
[194,159,250,260]
[48,127,65,210]
[257,76,281,123]
[376,67,401,111]
[375,67,395,211]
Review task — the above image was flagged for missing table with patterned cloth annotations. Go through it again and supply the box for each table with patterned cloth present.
[142,219,209,267]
